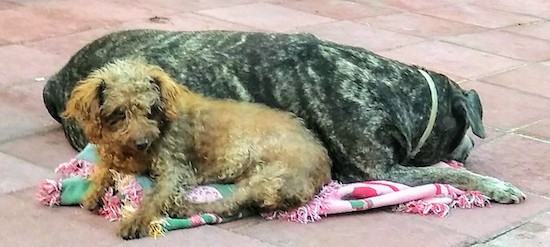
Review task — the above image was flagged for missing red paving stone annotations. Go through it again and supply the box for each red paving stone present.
[0,45,68,85]
[0,82,59,142]
[379,41,523,79]
[0,194,123,247]
[355,0,460,11]
[106,0,266,15]
[470,125,507,148]
[409,193,550,240]
[13,188,117,230]
[504,21,550,41]
[471,0,550,17]
[0,7,97,43]
[0,0,18,10]
[279,0,399,20]
[468,134,550,197]
[479,63,550,99]
[231,210,475,247]
[295,21,425,51]
[484,211,550,246]
[27,29,113,59]
[419,3,540,28]
[461,81,550,130]
[28,0,157,25]
[114,225,274,247]
[0,153,54,194]
[197,2,334,31]
[443,30,550,62]
[519,119,550,141]
[0,0,549,246]
[215,215,265,231]
[0,129,76,170]
[358,12,487,38]
[116,13,259,32]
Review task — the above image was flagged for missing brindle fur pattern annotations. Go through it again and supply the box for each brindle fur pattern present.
[45,30,525,207]
[62,58,331,239]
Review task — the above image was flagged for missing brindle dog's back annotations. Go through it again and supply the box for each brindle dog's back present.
[46,30,437,161]
[44,30,472,181]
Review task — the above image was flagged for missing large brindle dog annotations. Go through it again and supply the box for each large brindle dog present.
[43,30,525,204]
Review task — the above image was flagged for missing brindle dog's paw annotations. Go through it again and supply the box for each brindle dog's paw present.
[482,179,526,204]
[117,216,150,240]
[81,191,103,212]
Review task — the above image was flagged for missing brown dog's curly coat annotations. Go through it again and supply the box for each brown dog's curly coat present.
[62,57,332,239]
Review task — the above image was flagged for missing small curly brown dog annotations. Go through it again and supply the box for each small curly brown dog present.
[62,57,332,240]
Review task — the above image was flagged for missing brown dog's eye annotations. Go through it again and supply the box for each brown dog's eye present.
[106,109,125,126]
[147,105,161,120]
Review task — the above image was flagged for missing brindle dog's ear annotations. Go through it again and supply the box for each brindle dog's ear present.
[453,90,486,139]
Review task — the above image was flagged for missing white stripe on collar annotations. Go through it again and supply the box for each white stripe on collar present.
[410,69,439,158]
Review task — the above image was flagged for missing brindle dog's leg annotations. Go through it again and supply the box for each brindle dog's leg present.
[333,130,525,204]
[375,164,526,204]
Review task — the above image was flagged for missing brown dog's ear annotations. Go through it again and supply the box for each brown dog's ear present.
[149,68,185,122]
[452,90,486,139]
[62,77,105,122]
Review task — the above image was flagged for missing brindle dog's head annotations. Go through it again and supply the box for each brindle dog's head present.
[410,86,486,165]
[446,89,485,161]
[62,57,185,155]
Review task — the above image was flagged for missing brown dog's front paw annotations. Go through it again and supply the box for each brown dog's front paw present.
[117,216,151,240]
[482,179,526,204]
[81,190,103,212]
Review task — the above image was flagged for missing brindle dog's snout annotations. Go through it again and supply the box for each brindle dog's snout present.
[136,138,150,150]
[449,135,474,162]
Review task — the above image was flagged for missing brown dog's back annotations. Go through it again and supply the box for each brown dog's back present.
[182,97,331,191]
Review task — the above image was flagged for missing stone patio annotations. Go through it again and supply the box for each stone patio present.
[0,0,549,246]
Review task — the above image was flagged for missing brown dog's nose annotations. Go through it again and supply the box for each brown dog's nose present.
[135,138,149,150]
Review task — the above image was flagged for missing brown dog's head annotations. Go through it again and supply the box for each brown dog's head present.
[62,57,186,153]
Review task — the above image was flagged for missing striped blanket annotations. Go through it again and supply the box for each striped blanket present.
[36,144,490,238]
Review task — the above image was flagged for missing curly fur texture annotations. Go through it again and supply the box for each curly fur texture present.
[62,57,332,240]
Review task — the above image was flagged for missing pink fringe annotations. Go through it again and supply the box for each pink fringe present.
[397,201,451,217]
[55,159,94,179]
[396,191,491,217]
[444,160,464,169]
[451,191,491,209]
[36,179,62,206]
[118,179,144,208]
[98,188,122,221]
[262,181,341,223]
[35,159,94,208]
